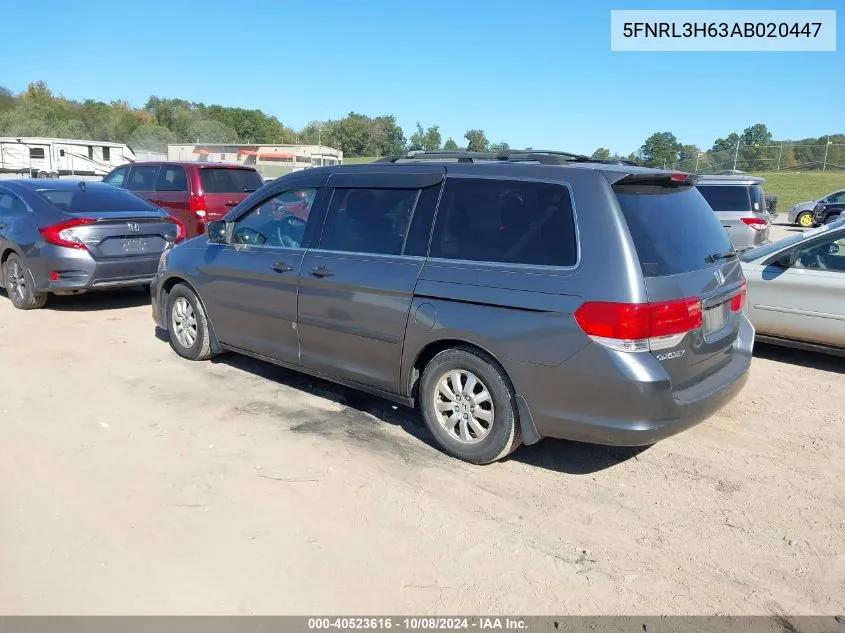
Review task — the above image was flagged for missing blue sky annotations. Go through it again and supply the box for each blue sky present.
[1,0,841,155]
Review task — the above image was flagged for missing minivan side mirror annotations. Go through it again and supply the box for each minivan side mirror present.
[206,220,228,243]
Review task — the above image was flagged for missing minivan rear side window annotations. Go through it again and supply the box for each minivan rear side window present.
[429,178,577,267]
[156,165,189,192]
[199,168,264,194]
[615,184,733,277]
[697,184,752,212]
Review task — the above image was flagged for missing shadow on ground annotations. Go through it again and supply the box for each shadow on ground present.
[753,342,844,374]
[34,287,151,312]
[151,336,643,475]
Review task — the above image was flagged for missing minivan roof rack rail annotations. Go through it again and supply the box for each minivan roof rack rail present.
[373,150,641,167]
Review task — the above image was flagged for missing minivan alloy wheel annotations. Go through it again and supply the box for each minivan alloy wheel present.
[433,369,495,444]
[171,296,198,348]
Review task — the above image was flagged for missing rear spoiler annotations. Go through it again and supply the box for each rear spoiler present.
[606,171,700,187]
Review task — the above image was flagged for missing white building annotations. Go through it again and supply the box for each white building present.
[0,137,135,179]
[167,143,343,179]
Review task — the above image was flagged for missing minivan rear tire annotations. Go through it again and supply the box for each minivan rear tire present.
[165,283,214,361]
[419,346,522,464]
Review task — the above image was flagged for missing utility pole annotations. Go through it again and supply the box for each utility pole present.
[733,139,740,171]
[777,142,784,171]
[823,136,830,172]
[694,150,701,173]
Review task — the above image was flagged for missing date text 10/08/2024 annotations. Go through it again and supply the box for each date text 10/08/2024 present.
[308,618,528,630]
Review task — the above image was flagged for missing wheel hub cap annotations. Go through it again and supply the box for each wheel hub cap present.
[171,297,198,348]
[433,369,495,445]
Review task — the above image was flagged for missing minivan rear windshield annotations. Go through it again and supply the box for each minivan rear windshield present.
[199,168,264,194]
[36,187,158,213]
[614,184,733,277]
[697,184,752,212]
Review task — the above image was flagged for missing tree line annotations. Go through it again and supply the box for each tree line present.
[617,124,845,172]
[1,82,841,169]
[0,81,509,157]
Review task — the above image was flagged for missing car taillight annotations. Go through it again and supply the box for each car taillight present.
[574,297,703,352]
[190,194,207,219]
[730,280,747,312]
[741,217,768,231]
[165,215,186,243]
[39,217,97,250]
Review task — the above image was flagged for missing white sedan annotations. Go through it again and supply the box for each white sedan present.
[740,218,845,355]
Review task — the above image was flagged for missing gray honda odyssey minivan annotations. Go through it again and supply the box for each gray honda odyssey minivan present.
[151,151,753,464]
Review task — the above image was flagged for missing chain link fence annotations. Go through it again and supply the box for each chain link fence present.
[663,142,845,174]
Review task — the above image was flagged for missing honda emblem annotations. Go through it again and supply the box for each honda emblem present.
[127,222,141,233]
[714,269,725,286]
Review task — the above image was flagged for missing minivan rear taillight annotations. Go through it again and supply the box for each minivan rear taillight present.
[574,298,703,352]
[39,218,96,250]
[730,280,747,312]
[190,194,207,219]
[741,217,768,231]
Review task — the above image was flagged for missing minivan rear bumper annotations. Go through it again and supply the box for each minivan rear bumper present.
[515,316,754,447]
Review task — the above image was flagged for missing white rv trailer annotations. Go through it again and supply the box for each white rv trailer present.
[0,137,135,180]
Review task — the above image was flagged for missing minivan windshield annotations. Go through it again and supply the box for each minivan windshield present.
[615,184,733,277]
[697,184,752,212]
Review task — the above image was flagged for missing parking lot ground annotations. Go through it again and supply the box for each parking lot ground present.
[1,245,843,615]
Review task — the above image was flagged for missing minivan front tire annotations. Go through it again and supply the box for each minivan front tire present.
[419,346,522,464]
[165,283,214,361]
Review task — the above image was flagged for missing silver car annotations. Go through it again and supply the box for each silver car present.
[740,217,845,355]
[787,189,845,228]
[696,175,772,252]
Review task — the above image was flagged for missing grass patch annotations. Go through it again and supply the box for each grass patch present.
[750,172,845,219]
[342,156,379,164]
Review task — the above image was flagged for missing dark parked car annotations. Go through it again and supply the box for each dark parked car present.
[812,202,845,226]
[102,161,264,239]
[0,179,184,310]
[151,150,753,464]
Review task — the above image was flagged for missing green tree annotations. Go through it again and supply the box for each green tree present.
[443,138,458,150]
[189,119,238,143]
[489,141,510,153]
[128,123,177,152]
[0,87,17,114]
[591,147,611,160]
[711,132,740,153]
[640,132,682,168]
[464,129,489,152]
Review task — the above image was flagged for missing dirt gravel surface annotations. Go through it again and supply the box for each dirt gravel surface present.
[1,227,843,615]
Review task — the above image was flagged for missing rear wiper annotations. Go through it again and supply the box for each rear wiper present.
[704,249,738,263]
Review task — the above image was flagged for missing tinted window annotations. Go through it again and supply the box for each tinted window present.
[319,188,418,255]
[403,184,442,257]
[126,165,159,191]
[429,178,577,267]
[231,188,317,248]
[615,185,733,277]
[793,231,845,272]
[29,148,45,160]
[36,187,158,214]
[103,166,129,187]
[199,168,263,194]
[102,147,111,161]
[697,185,752,212]
[156,165,189,192]
[749,185,765,212]
[827,191,845,204]
[0,191,27,214]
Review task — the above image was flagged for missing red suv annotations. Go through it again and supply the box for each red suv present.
[102,162,264,239]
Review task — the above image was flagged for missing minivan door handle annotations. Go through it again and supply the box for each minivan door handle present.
[310,266,335,278]
[224,200,238,206]
[272,261,294,273]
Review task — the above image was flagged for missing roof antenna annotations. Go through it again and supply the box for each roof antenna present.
[78,181,86,192]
